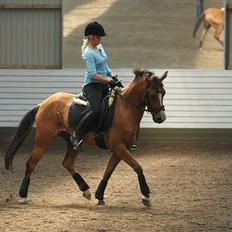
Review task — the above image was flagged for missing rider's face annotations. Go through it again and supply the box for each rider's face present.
[90,35,101,46]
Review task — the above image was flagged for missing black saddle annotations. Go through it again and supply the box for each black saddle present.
[68,91,117,149]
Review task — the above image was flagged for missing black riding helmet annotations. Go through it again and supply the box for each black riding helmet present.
[84,21,107,37]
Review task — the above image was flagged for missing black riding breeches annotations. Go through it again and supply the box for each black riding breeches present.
[75,82,108,137]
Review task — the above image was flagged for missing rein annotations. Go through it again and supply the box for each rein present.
[79,82,165,115]
[117,92,146,112]
[117,89,164,115]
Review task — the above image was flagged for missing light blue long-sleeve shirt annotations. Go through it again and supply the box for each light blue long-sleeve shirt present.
[83,44,113,85]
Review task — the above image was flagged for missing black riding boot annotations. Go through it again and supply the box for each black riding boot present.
[70,111,95,151]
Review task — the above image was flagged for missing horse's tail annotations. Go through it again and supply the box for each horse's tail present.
[5,106,40,170]
[193,13,205,37]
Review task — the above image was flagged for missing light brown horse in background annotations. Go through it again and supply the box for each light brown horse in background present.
[5,69,168,207]
[193,7,224,49]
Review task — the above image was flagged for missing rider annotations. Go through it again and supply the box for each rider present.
[70,21,122,150]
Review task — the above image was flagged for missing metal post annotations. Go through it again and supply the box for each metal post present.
[225,0,232,69]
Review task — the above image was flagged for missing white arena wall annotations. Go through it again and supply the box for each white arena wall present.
[0,69,232,129]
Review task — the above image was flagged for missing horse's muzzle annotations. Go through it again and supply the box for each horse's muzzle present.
[152,110,166,124]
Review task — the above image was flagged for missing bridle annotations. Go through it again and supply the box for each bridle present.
[117,86,165,115]
[143,89,165,115]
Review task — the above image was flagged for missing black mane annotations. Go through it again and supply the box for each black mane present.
[133,68,154,78]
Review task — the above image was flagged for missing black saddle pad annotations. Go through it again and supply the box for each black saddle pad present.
[68,94,117,133]
[68,103,90,130]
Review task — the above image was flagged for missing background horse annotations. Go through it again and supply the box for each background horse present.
[5,69,168,207]
[193,7,224,49]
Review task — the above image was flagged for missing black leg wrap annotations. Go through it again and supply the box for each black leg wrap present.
[138,174,150,198]
[19,177,30,198]
[95,180,108,200]
[72,173,89,192]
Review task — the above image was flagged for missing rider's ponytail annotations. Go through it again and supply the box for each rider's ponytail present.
[81,38,89,57]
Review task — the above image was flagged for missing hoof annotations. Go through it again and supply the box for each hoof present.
[130,144,137,151]
[83,189,91,200]
[97,199,105,206]
[142,195,151,207]
[19,197,27,204]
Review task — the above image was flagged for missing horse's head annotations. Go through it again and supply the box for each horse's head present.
[144,71,168,124]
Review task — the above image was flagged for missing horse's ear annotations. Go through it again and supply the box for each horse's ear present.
[160,71,168,82]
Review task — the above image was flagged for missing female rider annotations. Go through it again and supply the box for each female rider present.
[70,21,121,150]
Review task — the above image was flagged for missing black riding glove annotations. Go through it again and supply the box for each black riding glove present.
[111,75,119,82]
[109,80,118,89]
[111,75,124,88]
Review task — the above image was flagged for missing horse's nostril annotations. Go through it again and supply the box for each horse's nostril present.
[152,112,166,124]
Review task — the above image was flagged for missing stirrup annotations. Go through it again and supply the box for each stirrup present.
[70,135,83,151]
[130,144,137,151]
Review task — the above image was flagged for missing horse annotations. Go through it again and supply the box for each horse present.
[193,7,224,49]
[5,69,168,207]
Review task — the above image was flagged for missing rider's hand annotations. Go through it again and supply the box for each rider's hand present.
[110,75,124,88]
[111,75,119,82]
[109,80,118,89]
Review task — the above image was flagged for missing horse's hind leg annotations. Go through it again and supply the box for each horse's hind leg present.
[60,132,91,200]
[199,22,211,49]
[19,127,57,203]
[95,153,121,205]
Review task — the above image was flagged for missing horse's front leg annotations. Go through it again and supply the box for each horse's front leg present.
[95,153,121,205]
[214,25,224,47]
[114,144,151,207]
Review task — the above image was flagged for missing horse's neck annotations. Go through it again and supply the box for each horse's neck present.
[112,77,146,136]
[121,78,146,119]
[123,77,146,103]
